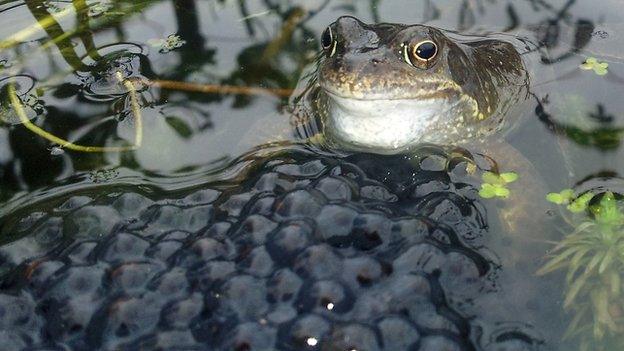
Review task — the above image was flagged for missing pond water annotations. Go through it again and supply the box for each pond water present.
[1,0,624,350]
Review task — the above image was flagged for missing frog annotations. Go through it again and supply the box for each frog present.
[285,16,562,323]
[292,16,528,153]
[290,15,544,229]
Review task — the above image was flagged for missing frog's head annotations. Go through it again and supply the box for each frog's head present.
[314,16,527,153]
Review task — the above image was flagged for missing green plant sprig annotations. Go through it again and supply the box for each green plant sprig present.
[540,191,624,347]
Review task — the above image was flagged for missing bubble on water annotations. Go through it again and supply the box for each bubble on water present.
[88,1,114,17]
[49,147,65,156]
[76,43,146,102]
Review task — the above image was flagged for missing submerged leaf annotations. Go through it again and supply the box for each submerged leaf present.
[563,303,590,340]
[164,116,193,139]
[537,245,584,275]
[565,271,591,308]
[609,270,620,296]
[592,288,618,332]
[598,249,615,274]
[566,247,592,284]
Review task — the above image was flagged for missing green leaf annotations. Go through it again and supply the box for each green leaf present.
[566,247,592,284]
[592,288,615,330]
[580,64,592,70]
[568,221,595,237]
[547,189,576,204]
[482,171,502,185]
[568,192,594,213]
[493,185,510,198]
[565,271,590,308]
[499,172,518,183]
[585,251,605,275]
[164,116,193,139]
[479,183,496,198]
[537,245,583,275]
[546,192,565,204]
[561,188,575,199]
[598,249,615,274]
[563,304,590,340]
[609,270,620,296]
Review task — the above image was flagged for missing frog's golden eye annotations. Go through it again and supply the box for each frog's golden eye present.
[404,40,438,68]
[321,26,337,57]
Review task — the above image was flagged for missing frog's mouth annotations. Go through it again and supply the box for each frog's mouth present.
[321,88,473,153]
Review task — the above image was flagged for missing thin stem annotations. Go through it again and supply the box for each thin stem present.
[8,74,142,153]
[148,79,293,97]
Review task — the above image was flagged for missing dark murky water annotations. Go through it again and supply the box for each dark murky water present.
[1,1,624,350]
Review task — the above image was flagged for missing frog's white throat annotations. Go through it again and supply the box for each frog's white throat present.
[324,93,468,153]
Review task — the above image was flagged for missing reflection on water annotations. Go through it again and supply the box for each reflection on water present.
[0,0,624,350]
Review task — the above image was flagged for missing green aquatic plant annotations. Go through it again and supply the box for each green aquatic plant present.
[546,188,575,205]
[547,188,594,213]
[478,171,518,199]
[580,57,609,76]
[539,191,624,350]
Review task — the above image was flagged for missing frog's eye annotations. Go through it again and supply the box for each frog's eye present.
[404,40,438,68]
[321,26,337,57]
[321,27,333,49]
[413,40,437,61]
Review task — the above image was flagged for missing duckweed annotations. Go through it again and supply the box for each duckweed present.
[478,171,518,199]
[580,57,609,76]
[547,189,594,213]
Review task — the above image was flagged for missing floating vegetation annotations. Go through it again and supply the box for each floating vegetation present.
[580,57,609,76]
[540,189,624,350]
[147,34,187,53]
[547,188,594,213]
[49,146,65,156]
[478,171,518,199]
